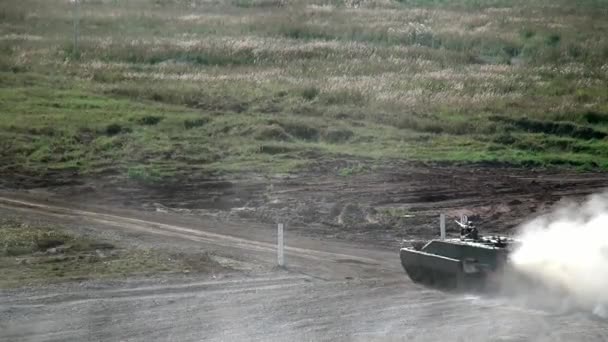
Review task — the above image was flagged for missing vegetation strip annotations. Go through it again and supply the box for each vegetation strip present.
[2,0,608,184]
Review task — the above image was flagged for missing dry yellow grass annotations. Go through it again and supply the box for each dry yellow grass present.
[4,0,606,117]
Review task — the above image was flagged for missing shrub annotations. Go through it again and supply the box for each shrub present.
[491,116,607,140]
[258,144,293,154]
[338,164,366,177]
[279,24,333,41]
[137,115,163,126]
[89,41,256,66]
[292,104,323,117]
[300,86,320,101]
[583,111,608,124]
[254,124,292,141]
[320,89,366,106]
[184,118,209,129]
[35,234,67,250]
[0,56,13,72]
[575,89,593,103]
[393,116,422,130]
[324,128,354,143]
[0,6,26,22]
[418,122,445,134]
[281,122,320,141]
[388,115,489,135]
[546,33,561,47]
[105,123,123,136]
[493,133,516,145]
[521,28,535,39]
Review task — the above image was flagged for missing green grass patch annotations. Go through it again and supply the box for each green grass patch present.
[0,220,223,288]
[491,116,607,140]
[338,163,370,177]
[4,71,608,178]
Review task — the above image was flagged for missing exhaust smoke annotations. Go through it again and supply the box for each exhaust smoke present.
[510,192,608,317]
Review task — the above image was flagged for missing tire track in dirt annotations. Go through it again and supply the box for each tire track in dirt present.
[3,275,608,342]
[0,196,400,281]
[0,275,314,305]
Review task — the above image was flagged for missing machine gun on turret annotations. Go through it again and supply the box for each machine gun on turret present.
[455,215,479,240]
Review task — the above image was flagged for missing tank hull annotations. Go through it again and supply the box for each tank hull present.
[400,248,488,290]
[400,239,512,291]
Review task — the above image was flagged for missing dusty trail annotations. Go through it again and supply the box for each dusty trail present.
[0,194,399,280]
[1,194,608,341]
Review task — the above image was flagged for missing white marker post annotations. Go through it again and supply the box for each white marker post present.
[440,213,446,240]
[277,223,284,267]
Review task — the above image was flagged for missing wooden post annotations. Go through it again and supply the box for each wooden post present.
[277,223,284,267]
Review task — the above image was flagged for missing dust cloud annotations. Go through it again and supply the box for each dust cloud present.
[510,192,608,317]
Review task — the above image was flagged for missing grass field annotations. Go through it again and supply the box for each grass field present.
[2,0,608,182]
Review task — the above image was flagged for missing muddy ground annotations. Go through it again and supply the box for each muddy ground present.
[2,163,608,341]
[9,162,608,245]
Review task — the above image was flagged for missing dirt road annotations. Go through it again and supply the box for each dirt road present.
[1,193,608,341]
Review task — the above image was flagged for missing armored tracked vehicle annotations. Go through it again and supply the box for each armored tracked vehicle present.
[400,215,519,291]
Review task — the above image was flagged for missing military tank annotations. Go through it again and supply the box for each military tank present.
[400,215,519,291]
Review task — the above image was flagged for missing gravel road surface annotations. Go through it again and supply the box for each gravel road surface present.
[1,194,608,341]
